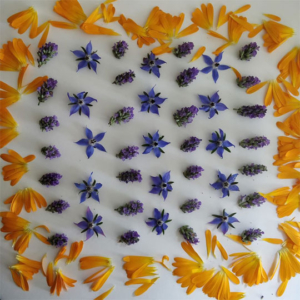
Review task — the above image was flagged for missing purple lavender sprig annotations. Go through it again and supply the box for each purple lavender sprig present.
[237,76,261,88]
[116,146,139,160]
[113,70,135,85]
[180,199,201,213]
[41,145,61,159]
[119,230,140,245]
[176,67,199,87]
[179,225,199,244]
[37,42,58,67]
[235,105,267,119]
[46,200,70,213]
[239,42,260,61]
[115,200,144,216]
[239,164,267,176]
[109,107,134,125]
[180,137,202,152]
[183,165,204,180]
[238,193,266,208]
[241,228,264,243]
[37,78,57,105]
[39,115,59,132]
[117,169,142,183]
[173,106,198,127]
[48,233,68,247]
[112,41,128,59]
[173,42,194,58]
[239,136,270,150]
[39,173,62,187]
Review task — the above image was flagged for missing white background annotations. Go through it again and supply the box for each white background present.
[0,0,299,299]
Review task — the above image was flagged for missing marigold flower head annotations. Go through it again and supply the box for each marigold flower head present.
[0,107,18,148]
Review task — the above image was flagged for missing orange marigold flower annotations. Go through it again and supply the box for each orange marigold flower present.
[249,15,294,53]
[4,187,47,215]
[0,107,18,148]
[125,277,159,296]
[54,240,84,265]
[217,4,251,28]
[277,111,300,137]
[277,162,300,179]
[1,149,35,186]
[0,212,50,254]
[191,3,214,30]
[46,262,77,296]
[273,136,300,166]
[100,3,119,23]
[0,38,34,71]
[9,254,42,291]
[230,251,268,286]
[279,221,300,247]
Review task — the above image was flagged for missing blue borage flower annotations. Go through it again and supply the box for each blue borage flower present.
[72,41,101,73]
[201,52,230,83]
[210,171,239,198]
[141,52,166,78]
[209,209,239,234]
[142,131,170,158]
[198,91,228,119]
[75,127,106,159]
[149,171,173,200]
[68,92,97,118]
[75,207,104,240]
[146,208,172,235]
[139,86,167,115]
[206,129,234,158]
[74,172,102,203]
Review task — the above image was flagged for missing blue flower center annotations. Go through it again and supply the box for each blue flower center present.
[150,98,155,104]
[223,181,229,188]
[86,186,93,193]
[78,100,84,105]
[218,141,223,147]
[88,222,94,228]
[210,102,215,107]
[213,62,220,68]
[85,55,91,61]
[162,183,167,188]
[222,216,228,221]
[90,139,96,145]
[149,60,155,66]
[157,219,163,226]
[153,142,158,147]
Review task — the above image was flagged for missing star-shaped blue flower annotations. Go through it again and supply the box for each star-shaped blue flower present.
[141,52,166,78]
[146,208,172,235]
[210,171,239,198]
[68,92,97,118]
[206,129,235,158]
[149,171,173,200]
[209,209,239,234]
[139,86,167,115]
[75,127,106,159]
[201,52,230,83]
[71,41,101,73]
[142,131,170,158]
[74,172,102,203]
[198,91,228,119]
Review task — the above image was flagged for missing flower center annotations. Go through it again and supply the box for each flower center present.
[157,219,163,226]
[213,62,220,68]
[223,181,229,188]
[150,98,156,104]
[222,216,228,221]
[79,100,83,105]
[86,186,93,193]
[149,60,155,66]
[90,139,96,145]
[218,141,223,147]
[88,222,94,228]
[210,102,215,107]
[153,142,158,147]
[85,55,91,61]
[162,183,167,188]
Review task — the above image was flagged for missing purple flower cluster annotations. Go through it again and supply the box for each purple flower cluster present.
[119,230,140,245]
[112,40,128,59]
[176,67,199,87]
[180,199,201,213]
[235,105,267,119]
[237,76,261,88]
[109,107,134,125]
[48,233,68,247]
[39,115,59,132]
[238,193,266,208]
[41,145,61,159]
[183,165,204,180]
[116,146,139,160]
[117,169,142,183]
[46,200,70,213]
[239,164,267,176]
[173,105,199,127]
[115,200,144,216]
[241,228,264,243]
[179,225,199,244]
[180,137,202,152]
[39,173,62,187]
[173,42,194,58]
[239,136,270,150]
[37,78,57,105]
[239,42,260,61]
[113,70,135,85]
[37,42,58,67]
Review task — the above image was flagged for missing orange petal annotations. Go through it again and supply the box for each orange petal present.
[190,46,206,62]
[246,81,268,94]
[205,229,211,258]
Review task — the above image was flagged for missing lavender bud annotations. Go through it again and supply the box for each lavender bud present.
[238,193,266,208]
[176,67,199,87]
[46,200,70,213]
[239,136,270,150]
[48,233,68,247]
[235,105,267,119]
[113,70,135,85]
[119,230,140,245]
[173,42,194,58]
[37,42,58,67]
[239,164,267,176]
[241,228,264,243]
[39,115,59,132]
[112,40,128,59]
[179,225,199,244]
[183,165,204,180]
[180,199,201,213]
[41,145,61,159]
[109,107,134,125]
[173,106,199,127]
[117,169,142,183]
[237,76,261,88]
[37,78,57,105]
[115,200,144,216]
[180,137,202,152]
[239,42,260,61]
[39,173,62,187]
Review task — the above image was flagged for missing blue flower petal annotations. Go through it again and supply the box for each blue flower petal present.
[86,228,94,240]
[149,52,155,60]
[156,226,163,235]
[75,221,88,230]
[149,187,162,195]
[94,225,105,236]
[81,105,90,118]
[77,92,86,99]
[228,216,239,223]
[219,129,224,140]
[154,208,161,219]
[86,41,92,54]
[77,60,88,71]
[203,54,214,65]
[153,147,161,158]
[91,53,101,60]
[143,136,152,144]
[72,50,85,58]
[74,183,86,190]
[227,173,238,184]
[162,171,171,183]
[209,217,222,225]
[218,65,230,70]
[211,132,218,141]
[156,59,166,65]
[86,207,94,222]
[229,185,240,191]
[206,143,217,151]
[152,66,160,78]
[70,104,80,116]
[76,139,89,146]
[221,187,229,198]
[211,181,223,190]
[148,87,156,98]
[151,176,162,185]
[67,93,78,103]
[94,183,102,189]
[150,105,159,115]
[94,132,105,142]
[86,145,94,158]
[90,60,97,73]
[141,103,150,112]
[157,140,169,148]
[152,131,160,141]
[84,97,97,104]
[146,220,156,227]
[95,215,102,223]
[214,52,223,63]
[88,172,93,185]
[217,146,224,158]
[209,109,216,119]
[80,192,87,203]
[162,189,168,200]
[143,146,153,154]
[201,66,213,74]
[218,171,227,182]
[141,65,151,72]
[162,223,168,230]
[212,69,219,83]
[215,103,228,111]
[139,94,149,102]
[199,95,210,104]
[162,213,169,222]
[95,143,106,152]
[210,91,220,102]
[220,222,229,234]
[91,191,100,202]
[223,140,234,148]
[155,97,167,105]
[85,127,93,139]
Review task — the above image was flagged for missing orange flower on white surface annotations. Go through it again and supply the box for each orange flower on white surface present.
[9,254,42,291]
[1,149,35,186]
[191,3,214,30]
[4,188,47,214]
[0,212,50,254]
[0,107,18,148]
[279,221,300,247]
[277,162,300,179]
[94,286,115,300]
[125,277,159,296]
[273,136,300,166]
[54,240,84,265]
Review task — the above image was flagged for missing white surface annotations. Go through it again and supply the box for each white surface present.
[0,0,300,299]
